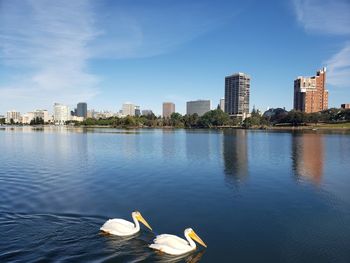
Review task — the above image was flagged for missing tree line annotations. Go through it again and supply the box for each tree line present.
[75,108,350,128]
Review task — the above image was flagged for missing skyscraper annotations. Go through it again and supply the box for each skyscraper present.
[294,68,328,113]
[77,102,87,118]
[225,72,250,119]
[163,102,175,118]
[219,98,225,112]
[53,103,70,125]
[122,103,135,116]
[186,100,211,116]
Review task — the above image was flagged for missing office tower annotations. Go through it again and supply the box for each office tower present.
[186,100,211,116]
[135,106,141,117]
[77,102,87,118]
[163,102,175,118]
[6,110,21,123]
[53,103,70,125]
[122,103,135,116]
[225,72,250,119]
[219,98,225,111]
[294,68,328,113]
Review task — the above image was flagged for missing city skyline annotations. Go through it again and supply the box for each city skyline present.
[0,0,349,115]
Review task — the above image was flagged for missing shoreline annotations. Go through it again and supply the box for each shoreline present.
[2,123,350,131]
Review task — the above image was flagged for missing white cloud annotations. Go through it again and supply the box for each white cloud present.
[0,0,237,113]
[0,0,99,112]
[324,43,350,88]
[292,0,350,89]
[292,0,350,35]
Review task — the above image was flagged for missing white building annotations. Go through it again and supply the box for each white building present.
[21,112,35,124]
[34,109,50,123]
[122,103,135,116]
[220,98,225,112]
[53,103,70,125]
[6,110,21,123]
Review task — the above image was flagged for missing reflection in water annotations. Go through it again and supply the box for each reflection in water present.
[153,250,205,263]
[186,131,211,162]
[222,129,248,185]
[292,133,324,184]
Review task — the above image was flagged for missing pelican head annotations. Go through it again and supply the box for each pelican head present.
[185,228,207,248]
[132,211,152,231]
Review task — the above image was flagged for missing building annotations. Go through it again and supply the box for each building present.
[225,72,250,119]
[34,109,50,123]
[186,100,211,116]
[6,110,21,123]
[142,109,154,116]
[53,103,70,125]
[77,102,87,118]
[163,102,175,118]
[135,106,141,117]
[341,104,350,109]
[122,103,135,116]
[219,98,225,111]
[21,112,34,124]
[294,68,328,113]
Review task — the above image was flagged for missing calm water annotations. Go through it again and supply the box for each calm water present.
[0,127,350,263]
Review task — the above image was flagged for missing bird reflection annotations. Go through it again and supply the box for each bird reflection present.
[153,250,205,263]
[292,132,324,184]
[222,129,248,186]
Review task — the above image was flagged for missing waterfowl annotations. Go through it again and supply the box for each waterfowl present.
[100,211,152,236]
[149,228,207,255]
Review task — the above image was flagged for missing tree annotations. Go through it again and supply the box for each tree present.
[198,109,230,128]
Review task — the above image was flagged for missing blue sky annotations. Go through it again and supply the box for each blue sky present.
[0,0,349,115]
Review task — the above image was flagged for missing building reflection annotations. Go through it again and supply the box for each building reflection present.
[292,132,324,184]
[222,129,248,185]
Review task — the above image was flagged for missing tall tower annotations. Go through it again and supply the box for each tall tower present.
[77,102,87,118]
[163,102,175,118]
[225,72,250,119]
[294,68,328,113]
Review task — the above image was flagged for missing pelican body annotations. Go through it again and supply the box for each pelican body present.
[100,211,152,236]
[149,228,207,255]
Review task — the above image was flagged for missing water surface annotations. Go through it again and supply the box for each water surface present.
[0,127,349,262]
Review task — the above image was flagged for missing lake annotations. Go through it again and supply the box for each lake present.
[0,127,349,262]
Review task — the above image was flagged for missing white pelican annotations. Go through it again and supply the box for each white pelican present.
[100,211,152,236]
[149,228,207,255]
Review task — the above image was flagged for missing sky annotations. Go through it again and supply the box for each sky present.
[0,0,349,115]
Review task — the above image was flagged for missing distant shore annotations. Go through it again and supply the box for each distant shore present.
[2,122,350,131]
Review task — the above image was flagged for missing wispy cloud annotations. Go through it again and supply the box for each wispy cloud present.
[324,43,350,88]
[0,0,237,112]
[0,0,99,111]
[292,0,350,88]
[292,0,350,35]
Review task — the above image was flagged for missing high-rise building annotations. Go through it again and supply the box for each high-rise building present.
[53,103,70,125]
[163,102,175,118]
[294,68,328,113]
[135,106,141,117]
[219,98,225,111]
[77,102,87,118]
[341,104,350,109]
[6,110,21,123]
[122,103,135,116]
[225,72,250,119]
[186,100,211,116]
